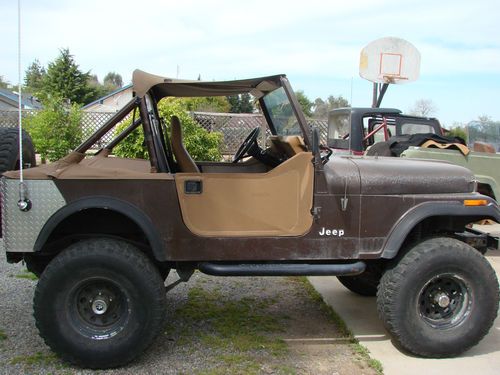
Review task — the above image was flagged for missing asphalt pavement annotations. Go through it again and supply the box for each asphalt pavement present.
[309,224,500,375]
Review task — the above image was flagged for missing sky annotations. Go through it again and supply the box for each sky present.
[1,0,499,126]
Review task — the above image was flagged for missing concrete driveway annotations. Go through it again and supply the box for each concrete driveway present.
[309,226,500,375]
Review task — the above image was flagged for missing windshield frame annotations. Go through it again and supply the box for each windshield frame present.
[260,76,311,146]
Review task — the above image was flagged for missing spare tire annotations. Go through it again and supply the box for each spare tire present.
[0,128,36,174]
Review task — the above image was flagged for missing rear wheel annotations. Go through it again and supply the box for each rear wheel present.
[34,238,167,369]
[0,128,36,173]
[377,237,499,357]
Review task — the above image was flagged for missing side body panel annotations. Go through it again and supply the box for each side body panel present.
[53,175,363,261]
[4,155,497,262]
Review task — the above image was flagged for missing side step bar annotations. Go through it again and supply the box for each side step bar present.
[198,261,366,277]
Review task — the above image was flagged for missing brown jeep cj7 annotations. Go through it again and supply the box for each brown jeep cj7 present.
[1,70,499,368]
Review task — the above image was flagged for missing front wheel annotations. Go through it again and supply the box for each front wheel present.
[377,237,499,357]
[34,239,167,369]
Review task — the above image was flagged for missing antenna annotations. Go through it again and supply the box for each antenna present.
[17,0,23,185]
[17,0,30,211]
[348,77,353,154]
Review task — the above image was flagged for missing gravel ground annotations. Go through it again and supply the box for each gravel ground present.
[0,259,378,375]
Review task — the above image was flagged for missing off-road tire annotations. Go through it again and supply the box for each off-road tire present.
[377,237,499,357]
[33,238,167,369]
[337,263,383,296]
[0,128,36,173]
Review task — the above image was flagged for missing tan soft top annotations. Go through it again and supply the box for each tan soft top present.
[2,152,172,180]
[132,69,284,99]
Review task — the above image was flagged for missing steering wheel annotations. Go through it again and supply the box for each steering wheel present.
[233,127,260,163]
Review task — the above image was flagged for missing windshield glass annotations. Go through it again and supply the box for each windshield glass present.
[263,87,301,136]
[327,112,350,149]
[400,122,437,135]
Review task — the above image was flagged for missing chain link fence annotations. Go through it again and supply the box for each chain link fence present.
[0,110,328,155]
[0,110,36,128]
[193,112,328,154]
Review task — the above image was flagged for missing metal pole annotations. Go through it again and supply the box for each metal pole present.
[371,83,378,108]
[375,83,389,108]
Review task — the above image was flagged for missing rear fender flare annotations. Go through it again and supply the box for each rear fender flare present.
[34,196,166,261]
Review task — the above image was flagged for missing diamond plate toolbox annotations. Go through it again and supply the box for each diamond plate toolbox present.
[1,178,66,252]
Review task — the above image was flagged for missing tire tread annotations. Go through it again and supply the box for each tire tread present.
[34,238,167,369]
[377,237,499,357]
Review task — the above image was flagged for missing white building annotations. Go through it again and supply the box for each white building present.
[82,84,133,112]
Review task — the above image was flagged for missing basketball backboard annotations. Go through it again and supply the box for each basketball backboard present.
[360,37,421,84]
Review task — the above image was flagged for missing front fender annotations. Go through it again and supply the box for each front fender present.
[475,175,499,201]
[381,200,500,259]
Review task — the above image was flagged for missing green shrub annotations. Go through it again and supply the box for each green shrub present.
[446,127,468,143]
[113,98,223,162]
[25,97,82,162]
[113,110,148,160]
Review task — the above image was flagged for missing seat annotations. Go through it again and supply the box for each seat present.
[269,135,307,158]
[170,116,200,173]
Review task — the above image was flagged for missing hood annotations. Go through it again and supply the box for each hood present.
[351,156,475,195]
[323,156,475,196]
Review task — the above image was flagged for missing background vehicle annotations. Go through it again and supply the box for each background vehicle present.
[1,71,499,368]
[328,107,500,200]
[327,107,443,154]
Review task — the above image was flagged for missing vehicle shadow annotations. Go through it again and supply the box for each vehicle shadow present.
[308,272,500,359]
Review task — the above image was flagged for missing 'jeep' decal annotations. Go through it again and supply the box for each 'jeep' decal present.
[318,228,345,237]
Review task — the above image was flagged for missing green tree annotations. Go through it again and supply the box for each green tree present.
[227,93,254,113]
[41,48,93,105]
[114,98,223,162]
[446,125,468,142]
[104,72,123,89]
[24,59,46,94]
[239,93,254,113]
[86,74,109,102]
[409,99,437,117]
[313,95,349,118]
[227,95,239,112]
[24,96,82,162]
[181,96,230,113]
[295,90,313,117]
[0,75,10,89]
[468,115,500,145]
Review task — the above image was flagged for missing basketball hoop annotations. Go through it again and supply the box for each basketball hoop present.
[359,37,421,107]
[359,37,421,84]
